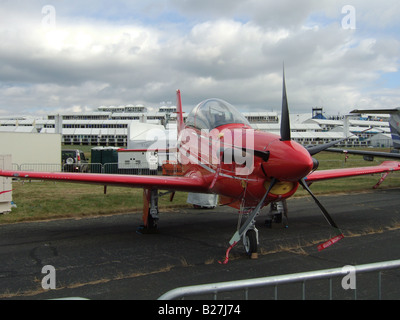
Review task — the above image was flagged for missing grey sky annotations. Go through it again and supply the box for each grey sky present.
[0,0,399,116]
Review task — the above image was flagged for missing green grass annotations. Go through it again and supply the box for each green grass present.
[0,182,189,224]
[1,149,400,224]
[295,149,400,195]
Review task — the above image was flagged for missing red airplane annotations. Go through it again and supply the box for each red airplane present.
[1,71,400,262]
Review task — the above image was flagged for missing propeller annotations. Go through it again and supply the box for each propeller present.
[279,66,344,250]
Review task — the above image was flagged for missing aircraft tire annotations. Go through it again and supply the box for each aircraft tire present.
[244,229,257,256]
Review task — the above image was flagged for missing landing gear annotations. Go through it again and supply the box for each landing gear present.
[219,209,261,264]
[146,210,158,230]
[220,178,278,264]
[139,188,159,234]
[265,200,288,228]
[243,229,258,258]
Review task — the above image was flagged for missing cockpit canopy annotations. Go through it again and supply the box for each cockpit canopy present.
[185,98,251,130]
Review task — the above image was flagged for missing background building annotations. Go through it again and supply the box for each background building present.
[0,105,394,149]
[0,132,61,169]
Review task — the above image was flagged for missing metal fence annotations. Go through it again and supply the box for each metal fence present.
[12,163,160,176]
[158,259,400,300]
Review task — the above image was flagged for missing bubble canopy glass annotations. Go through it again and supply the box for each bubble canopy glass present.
[185,98,251,130]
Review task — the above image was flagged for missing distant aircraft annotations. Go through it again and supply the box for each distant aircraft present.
[326,108,400,161]
[1,71,400,263]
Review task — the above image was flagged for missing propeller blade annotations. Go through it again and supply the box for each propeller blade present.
[299,179,339,229]
[306,137,349,156]
[280,66,291,141]
[238,177,277,236]
[306,126,387,156]
[299,178,344,250]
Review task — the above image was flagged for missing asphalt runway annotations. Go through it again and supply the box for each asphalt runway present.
[1,187,400,300]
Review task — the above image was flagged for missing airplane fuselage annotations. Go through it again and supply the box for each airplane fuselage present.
[178,122,314,209]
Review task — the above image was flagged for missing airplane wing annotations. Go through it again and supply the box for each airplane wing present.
[305,161,400,182]
[0,169,211,193]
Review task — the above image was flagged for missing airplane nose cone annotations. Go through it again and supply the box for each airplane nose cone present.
[263,140,314,182]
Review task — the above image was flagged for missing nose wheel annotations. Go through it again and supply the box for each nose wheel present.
[220,178,277,264]
[243,228,258,258]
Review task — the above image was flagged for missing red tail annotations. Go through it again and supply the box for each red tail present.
[176,90,184,135]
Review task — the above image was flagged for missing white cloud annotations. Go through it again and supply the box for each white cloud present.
[0,1,399,117]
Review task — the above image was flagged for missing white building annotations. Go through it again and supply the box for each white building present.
[0,132,61,169]
[367,133,393,148]
[0,106,395,149]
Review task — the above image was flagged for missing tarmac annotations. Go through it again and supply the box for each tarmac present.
[1,187,400,300]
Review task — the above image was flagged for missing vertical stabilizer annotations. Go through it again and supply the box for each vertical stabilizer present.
[389,113,400,149]
[351,108,400,150]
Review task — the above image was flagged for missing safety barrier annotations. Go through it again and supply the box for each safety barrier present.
[20,163,63,172]
[13,163,160,176]
[158,259,400,300]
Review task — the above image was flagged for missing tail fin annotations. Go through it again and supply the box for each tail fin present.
[389,113,400,149]
[176,90,184,135]
[351,108,400,150]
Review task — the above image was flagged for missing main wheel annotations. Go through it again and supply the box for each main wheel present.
[138,210,158,234]
[244,229,257,256]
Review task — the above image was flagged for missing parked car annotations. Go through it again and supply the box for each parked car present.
[62,149,89,172]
